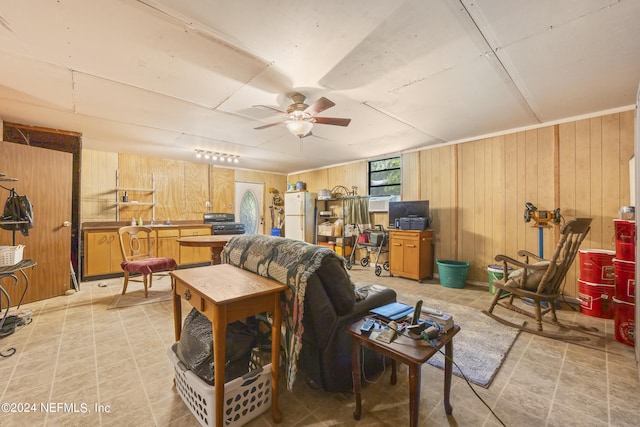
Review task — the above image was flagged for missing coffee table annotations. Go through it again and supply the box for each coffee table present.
[346,319,460,427]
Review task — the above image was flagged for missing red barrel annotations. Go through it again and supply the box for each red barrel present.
[614,219,636,261]
[613,258,636,303]
[612,297,635,347]
[579,249,615,284]
[577,279,615,319]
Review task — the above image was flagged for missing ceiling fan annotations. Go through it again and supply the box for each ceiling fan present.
[253,93,351,138]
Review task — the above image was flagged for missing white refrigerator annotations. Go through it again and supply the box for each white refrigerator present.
[284,192,317,243]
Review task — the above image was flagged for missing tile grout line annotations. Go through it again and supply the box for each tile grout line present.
[115,304,156,424]
[90,282,104,426]
[0,300,41,404]
[488,331,533,426]
[44,294,71,426]
[544,339,569,426]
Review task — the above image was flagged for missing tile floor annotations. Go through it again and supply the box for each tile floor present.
[0,266,638,426]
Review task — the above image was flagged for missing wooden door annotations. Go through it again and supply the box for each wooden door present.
[0,142,72,305]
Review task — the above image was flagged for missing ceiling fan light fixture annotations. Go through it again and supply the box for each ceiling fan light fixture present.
[286,119,313,138]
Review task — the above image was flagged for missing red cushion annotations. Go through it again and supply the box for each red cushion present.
[121,257,177,275]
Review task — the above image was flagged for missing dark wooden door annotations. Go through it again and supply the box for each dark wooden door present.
[0,141,72,305]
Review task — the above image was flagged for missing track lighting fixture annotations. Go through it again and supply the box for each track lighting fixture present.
[194,149,240,164]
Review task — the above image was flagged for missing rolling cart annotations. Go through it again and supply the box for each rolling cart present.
[346,224,389,276]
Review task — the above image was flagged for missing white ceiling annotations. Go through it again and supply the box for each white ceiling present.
[0,0,638,174]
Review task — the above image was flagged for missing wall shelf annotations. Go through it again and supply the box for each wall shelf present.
[115,170,156,221]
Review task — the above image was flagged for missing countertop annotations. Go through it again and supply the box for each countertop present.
[81,220,210,231]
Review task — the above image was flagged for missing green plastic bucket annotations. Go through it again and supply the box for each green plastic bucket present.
[436,260,470,288]
[487,264,512,295]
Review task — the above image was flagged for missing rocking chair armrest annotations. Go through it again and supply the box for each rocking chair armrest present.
[494,254,545,270]
[516,250,546,262]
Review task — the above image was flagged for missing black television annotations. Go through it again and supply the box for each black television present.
[388,200,430,229]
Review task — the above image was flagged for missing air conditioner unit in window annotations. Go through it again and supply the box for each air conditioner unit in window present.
[368,195,400,212]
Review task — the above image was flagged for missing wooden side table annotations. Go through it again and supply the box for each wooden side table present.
[346,320,460,427]
[171,264,288,427]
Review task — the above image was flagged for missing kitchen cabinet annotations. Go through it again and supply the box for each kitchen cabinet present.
[389,229,433,282]
[157,228,180,261]
[84,231,123,277]
[83,225,211,279]
[179,227,212,265]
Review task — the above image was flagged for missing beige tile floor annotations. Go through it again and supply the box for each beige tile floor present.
[0,266,638,426]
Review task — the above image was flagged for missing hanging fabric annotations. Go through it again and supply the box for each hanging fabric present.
[343,196,370,225]
[0,188,34,236]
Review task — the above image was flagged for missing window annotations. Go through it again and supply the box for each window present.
[368,157,401,196]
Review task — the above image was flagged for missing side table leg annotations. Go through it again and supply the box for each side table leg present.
[210,247,223,265]
[172,279,182,341]
[270,295,283,423]
[443,339,453,415]
[408,363,421,427]
[352,337,362,420]
[213,306,227,427]
[390,359,397,385]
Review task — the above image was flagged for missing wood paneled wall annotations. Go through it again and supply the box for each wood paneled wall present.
[292,110,634,297]
[81,151,287,229]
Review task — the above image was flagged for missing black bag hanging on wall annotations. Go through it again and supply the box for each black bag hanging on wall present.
[0,188,34,236]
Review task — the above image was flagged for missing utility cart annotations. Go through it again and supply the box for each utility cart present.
[346,224,389,276]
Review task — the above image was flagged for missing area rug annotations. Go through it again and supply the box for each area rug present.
[107,275,173,309]
[396,291,523,388]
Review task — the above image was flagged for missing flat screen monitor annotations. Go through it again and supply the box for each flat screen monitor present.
[388,200,429,228]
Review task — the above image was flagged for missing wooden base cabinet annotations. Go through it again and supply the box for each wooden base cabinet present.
[178,227,212,265]
[84,231,123,277]
[83,225,212,280]
[389,229,433,282]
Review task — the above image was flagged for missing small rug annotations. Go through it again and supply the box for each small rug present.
[396,291,523,388]
[107,275,173,309]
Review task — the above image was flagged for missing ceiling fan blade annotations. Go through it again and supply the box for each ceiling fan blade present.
[304,97,335,116]
[252,105,286,114]
[313,117,351,127]
[254,120,287,130]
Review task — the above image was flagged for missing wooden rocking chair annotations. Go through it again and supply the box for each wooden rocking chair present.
[483,218,593,340]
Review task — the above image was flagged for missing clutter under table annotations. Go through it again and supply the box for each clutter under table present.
[171,263,288,427]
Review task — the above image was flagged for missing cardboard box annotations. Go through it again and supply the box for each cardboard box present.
[336,245,352,256]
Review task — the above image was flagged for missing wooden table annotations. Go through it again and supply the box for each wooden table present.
[171,264,288,427]
[346,320,460,427]
[176,235,230,265]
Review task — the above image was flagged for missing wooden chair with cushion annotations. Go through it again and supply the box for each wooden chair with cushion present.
[118,226,178,298]
[483,217,593,340]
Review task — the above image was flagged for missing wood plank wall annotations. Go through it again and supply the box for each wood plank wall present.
[80,151,287,229]
[80,110,634,297]
[292,110,634,297]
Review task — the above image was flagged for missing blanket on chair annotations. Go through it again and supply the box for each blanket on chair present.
[222,234,337,390]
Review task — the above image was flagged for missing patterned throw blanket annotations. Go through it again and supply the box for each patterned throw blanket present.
[222,234,338,390]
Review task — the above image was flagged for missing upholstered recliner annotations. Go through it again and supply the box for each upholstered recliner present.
[222,234,397,392]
